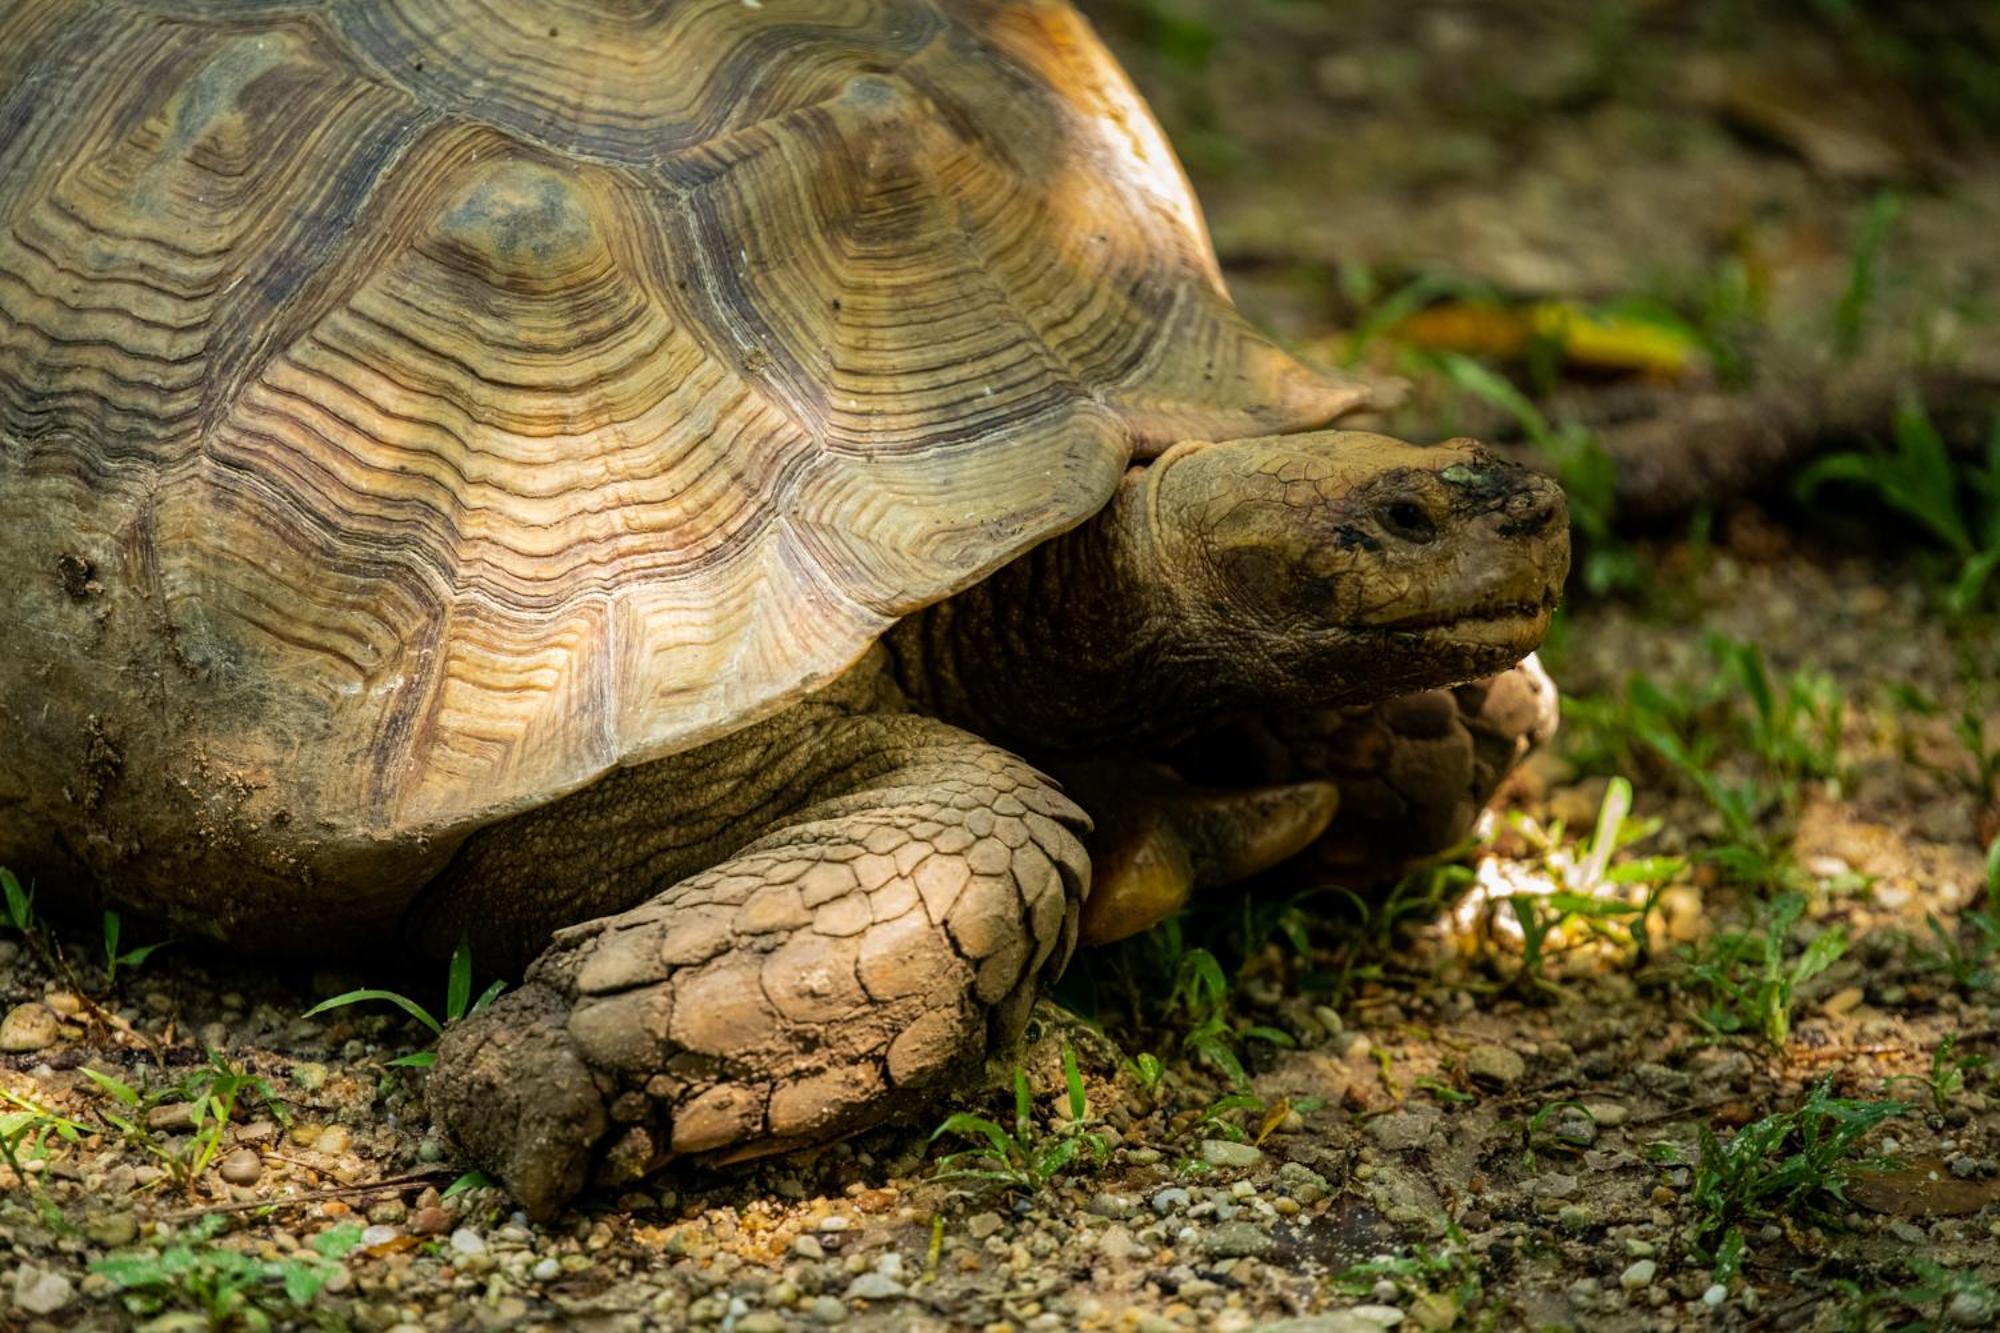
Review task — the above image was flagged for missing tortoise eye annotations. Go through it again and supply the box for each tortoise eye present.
[1378,500,1437,543]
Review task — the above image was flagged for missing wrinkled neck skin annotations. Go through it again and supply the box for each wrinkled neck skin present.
[886,475,1207,755]
[886,432,1567,757]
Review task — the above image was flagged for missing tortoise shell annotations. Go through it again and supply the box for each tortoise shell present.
[0,0,1362,874]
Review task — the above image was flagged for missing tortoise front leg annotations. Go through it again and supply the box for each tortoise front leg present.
[426,717,1089,1218]
[1169,656,1559,886]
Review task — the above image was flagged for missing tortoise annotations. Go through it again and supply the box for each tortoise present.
[0,0,1567,1215]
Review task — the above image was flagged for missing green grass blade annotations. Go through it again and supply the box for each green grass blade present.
[302,989,442,1035]
[446,942,473,1023]
[1062,1044,1087,1123]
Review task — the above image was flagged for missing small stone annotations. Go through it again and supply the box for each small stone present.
[314,1125,352,1155]
[1948,1289,1994,1327]
[217,1148,262,1185]
[0,1002,60,1052]
[84,1212,138,1248]
[1703,1283,1728,1306]
[411,1206,453,1236]
[1822,986,1866,1017]
[793,1234,826,1259]
[967,1210,1007,1239]
[1088,1192,1136,1219]
[533,1257,560,1281]
[1097,1225,1141,1261]
[818,1214,851,1232]
[147,1101,196,1132]
[1151,1187,1192,1215]
[844,1271,906,1301]
[1465,1044,1525,1087]
[1278,1161,1331,1204]
[737,1315,786,1333]
[1200,1139,1264,1169]
[1407,1291,1458,1330]
[361,1224,398,1247]
[1368,1110,1435,1152]
[449,1227,486,1256]
[42,991,83,1016]
[809,1294,849,1324]
[1203,1220,1275,1259]
[290,1061,329,1091]
[11,1267,73,1315]
[1583,1102,1629,1128]
[1620,1260,1656,1290]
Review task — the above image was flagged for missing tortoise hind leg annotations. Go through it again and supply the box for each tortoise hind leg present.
[1170,656,1558,885]
[427,716,1090,1219]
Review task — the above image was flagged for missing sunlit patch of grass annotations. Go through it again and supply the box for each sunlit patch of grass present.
[1444,778,1687,995]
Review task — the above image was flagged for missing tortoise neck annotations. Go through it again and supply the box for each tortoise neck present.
[884,471,1234,755]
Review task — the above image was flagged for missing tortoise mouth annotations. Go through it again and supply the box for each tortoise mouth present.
[1378,586,1560,634]
[1367,585,1561,658]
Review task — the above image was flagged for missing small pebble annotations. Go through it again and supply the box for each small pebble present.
[360,1224,398,1247]
[966,1211,1006,1239]
[217,1147,262,1186]
[1200,1139,1263,1169]
[11,1267,73,1315]
[411,1206,453,1236]
[1466,1044,1525,1087]
[533,1257,560,1281]
[448,1227,486,1256]
[1620,1259,1656,1290]
[808,1294,848,1324]
[1202,1220,1275,1258]
[1152,1187,1192,1215]
[844,1272,906,1301]
[818,1214,851,1232]
[1703,1284,1728,1306]
[794,1234,825,1259]
[147,1102,196,1133]
[84,1212,138,1248]
[0,1002,60,1052]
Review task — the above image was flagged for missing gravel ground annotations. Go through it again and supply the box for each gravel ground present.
[8,2,2000,1329]
[4,536,1997,1332]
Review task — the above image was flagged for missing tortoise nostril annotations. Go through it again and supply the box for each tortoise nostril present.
[1377,499,1438,544]
[1500,484,1564,536]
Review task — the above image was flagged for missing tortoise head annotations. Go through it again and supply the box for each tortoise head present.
[1131,430,1569,704]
